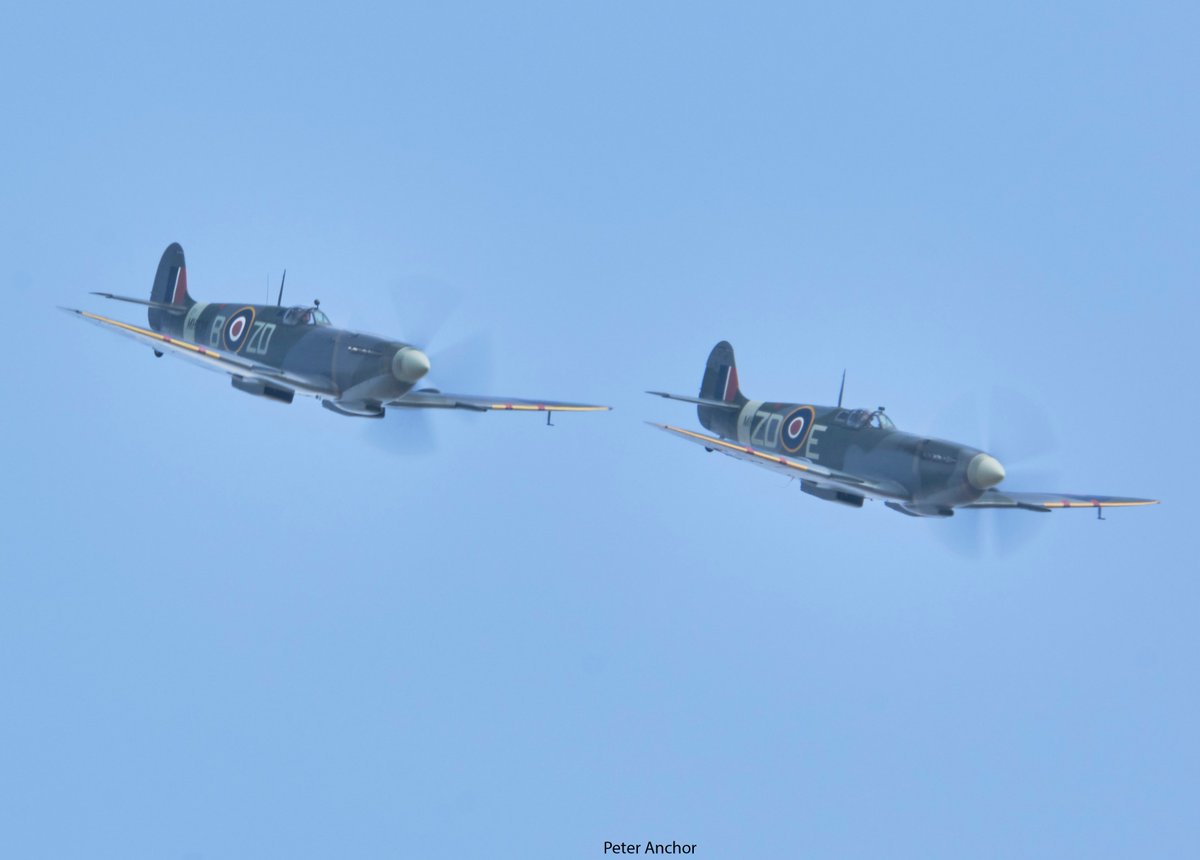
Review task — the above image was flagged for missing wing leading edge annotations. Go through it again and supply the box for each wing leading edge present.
[963,489,1159,512]
[649,422,910,501]
[389,390,610,413]
[60,307,331,395]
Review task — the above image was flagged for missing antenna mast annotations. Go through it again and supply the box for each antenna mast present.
[276,270,287,306]
[837,369,846,408]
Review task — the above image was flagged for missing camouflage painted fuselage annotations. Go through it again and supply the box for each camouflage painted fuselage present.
[698,398,992,514]
[156,300,421,412]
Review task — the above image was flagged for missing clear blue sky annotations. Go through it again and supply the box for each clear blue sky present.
[2,2,1196,857]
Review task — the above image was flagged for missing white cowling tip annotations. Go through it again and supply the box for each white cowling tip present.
[967,453,1006,490]
[392,347,431,383]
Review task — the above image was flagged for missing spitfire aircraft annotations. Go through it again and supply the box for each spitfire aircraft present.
[64,243,609,421]
[649,342,1157,518]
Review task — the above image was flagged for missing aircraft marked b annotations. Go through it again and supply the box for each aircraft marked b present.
[70,243,611,422]
[208,315,226,348]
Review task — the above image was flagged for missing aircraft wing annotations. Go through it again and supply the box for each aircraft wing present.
[962,489,1159,512]
[60,307,332,395]
[649,422,911,502]
[388,390,610,414]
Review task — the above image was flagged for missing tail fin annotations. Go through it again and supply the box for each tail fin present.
[700,341,746,405]
[148,243,193,331]
[698,341,746,433]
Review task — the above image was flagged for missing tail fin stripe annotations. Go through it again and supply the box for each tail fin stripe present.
[722,365,739,402]
[170,266,187,304]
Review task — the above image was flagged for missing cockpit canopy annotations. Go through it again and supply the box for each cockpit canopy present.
[834,407,896,430]
[281,305,331,326]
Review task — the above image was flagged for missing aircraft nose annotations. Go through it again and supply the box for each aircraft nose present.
[392,347,431,383]
[967,453,1006,490]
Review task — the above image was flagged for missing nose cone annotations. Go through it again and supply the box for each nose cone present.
[967,453,1006,490]
[392,347,430,383]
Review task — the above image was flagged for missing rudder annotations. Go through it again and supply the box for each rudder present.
[148,242,193,331]
[699,341,745,405]
[698,340,746,434]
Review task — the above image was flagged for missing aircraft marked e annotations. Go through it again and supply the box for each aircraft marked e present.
[649,339,1158,517]
[804,424,827,460]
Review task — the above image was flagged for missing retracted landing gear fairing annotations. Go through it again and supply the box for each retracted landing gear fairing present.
[63,243,610,422]
[648,342,1157,518]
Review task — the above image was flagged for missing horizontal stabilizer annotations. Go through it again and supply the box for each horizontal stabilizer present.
[90,292,189,314]
[645,391,741,410]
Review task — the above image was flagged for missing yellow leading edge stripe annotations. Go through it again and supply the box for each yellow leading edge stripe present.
[1041,500,1159,508]
[79,310,224,359]
[662,424,811,471]
[489,404,609,412]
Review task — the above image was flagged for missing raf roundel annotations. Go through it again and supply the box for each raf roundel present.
[780,405,816,453]
[223,307,256,352]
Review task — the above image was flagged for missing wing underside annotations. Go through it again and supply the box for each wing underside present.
[649,422,910,501]
[388,390,609,413]
[962,489,1159,511]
